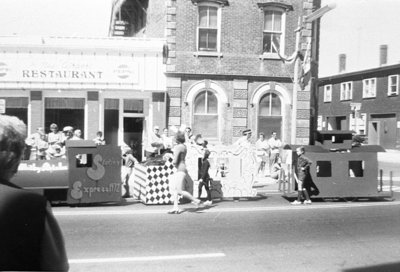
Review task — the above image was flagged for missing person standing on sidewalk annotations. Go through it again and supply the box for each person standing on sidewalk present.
[291,146,312,205]
[0,115,69,271]
[198,149,212,205]
[168,130,201,214]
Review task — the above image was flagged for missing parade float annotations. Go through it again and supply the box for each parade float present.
[133,141,260,205]
[13,140,122,205]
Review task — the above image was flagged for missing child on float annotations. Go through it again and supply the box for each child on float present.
[270,154,283,181]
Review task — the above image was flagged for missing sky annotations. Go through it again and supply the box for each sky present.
[319,0,400,76]
[0,0,399,77]
[0,0,112,37]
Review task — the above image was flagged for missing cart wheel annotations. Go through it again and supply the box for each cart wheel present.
[343,197,358,202]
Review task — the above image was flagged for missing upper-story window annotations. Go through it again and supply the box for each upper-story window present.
[263,9,284,54]
[340,82,353,101]
[362,78,376,98]
[324,85,332,102]
[197,4,220,52]
[258,2,292,56]
[388,75,399,96]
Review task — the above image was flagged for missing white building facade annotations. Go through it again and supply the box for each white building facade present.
[0,36,167,160]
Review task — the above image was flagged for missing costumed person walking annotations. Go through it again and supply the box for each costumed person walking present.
[198,149,212,205]
[121,145,138,198]
[168,130,202,214]
[291,146,312,205]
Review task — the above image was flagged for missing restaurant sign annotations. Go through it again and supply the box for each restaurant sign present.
[0,53,139,85]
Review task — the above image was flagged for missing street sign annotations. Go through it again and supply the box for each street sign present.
[350,102,361,111]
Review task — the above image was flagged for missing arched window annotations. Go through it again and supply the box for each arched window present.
[259,92,281,116]
[258,92,282,138]
[193,90,218,138]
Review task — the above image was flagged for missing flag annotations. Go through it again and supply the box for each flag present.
[299,38,312,90]
[271,42,299,64]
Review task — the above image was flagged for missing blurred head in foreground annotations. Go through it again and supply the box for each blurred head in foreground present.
[0,115,27,182]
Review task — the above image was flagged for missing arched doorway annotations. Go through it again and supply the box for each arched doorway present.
[258,92,282,139]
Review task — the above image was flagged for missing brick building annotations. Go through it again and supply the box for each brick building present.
[0,0,320,162]
[164,0,319,145]
[318,62,400,149]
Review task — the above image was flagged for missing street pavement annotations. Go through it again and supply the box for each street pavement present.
[57,193,400,272]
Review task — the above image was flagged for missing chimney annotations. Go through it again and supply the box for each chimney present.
[339,54,346,73]
[380,44,388,66]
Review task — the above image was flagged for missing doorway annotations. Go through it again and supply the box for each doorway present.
[368,114,396,148]
[258,116,282,139]
[326,116,347,130]
[123,117,144,161]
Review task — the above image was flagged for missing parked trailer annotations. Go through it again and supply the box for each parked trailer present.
[12,140,122,205]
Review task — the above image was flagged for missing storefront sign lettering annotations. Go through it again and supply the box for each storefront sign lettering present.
[22,69,103,79]
[70,180,121,199]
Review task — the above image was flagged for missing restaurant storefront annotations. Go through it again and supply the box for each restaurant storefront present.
[0,36,166,160]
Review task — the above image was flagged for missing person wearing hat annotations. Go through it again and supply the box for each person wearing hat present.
[60,126,74,146]
[234,128,253,148]
[144,126,163,160]
[47,123,62,146]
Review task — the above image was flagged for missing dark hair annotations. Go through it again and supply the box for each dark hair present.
[175,131,186,144]
[204,149,210,158]
[273,154,281,164]
[0,115,27,181]
[297,146,305,153]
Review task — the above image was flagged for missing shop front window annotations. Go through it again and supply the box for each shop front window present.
[0,97,29,126]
